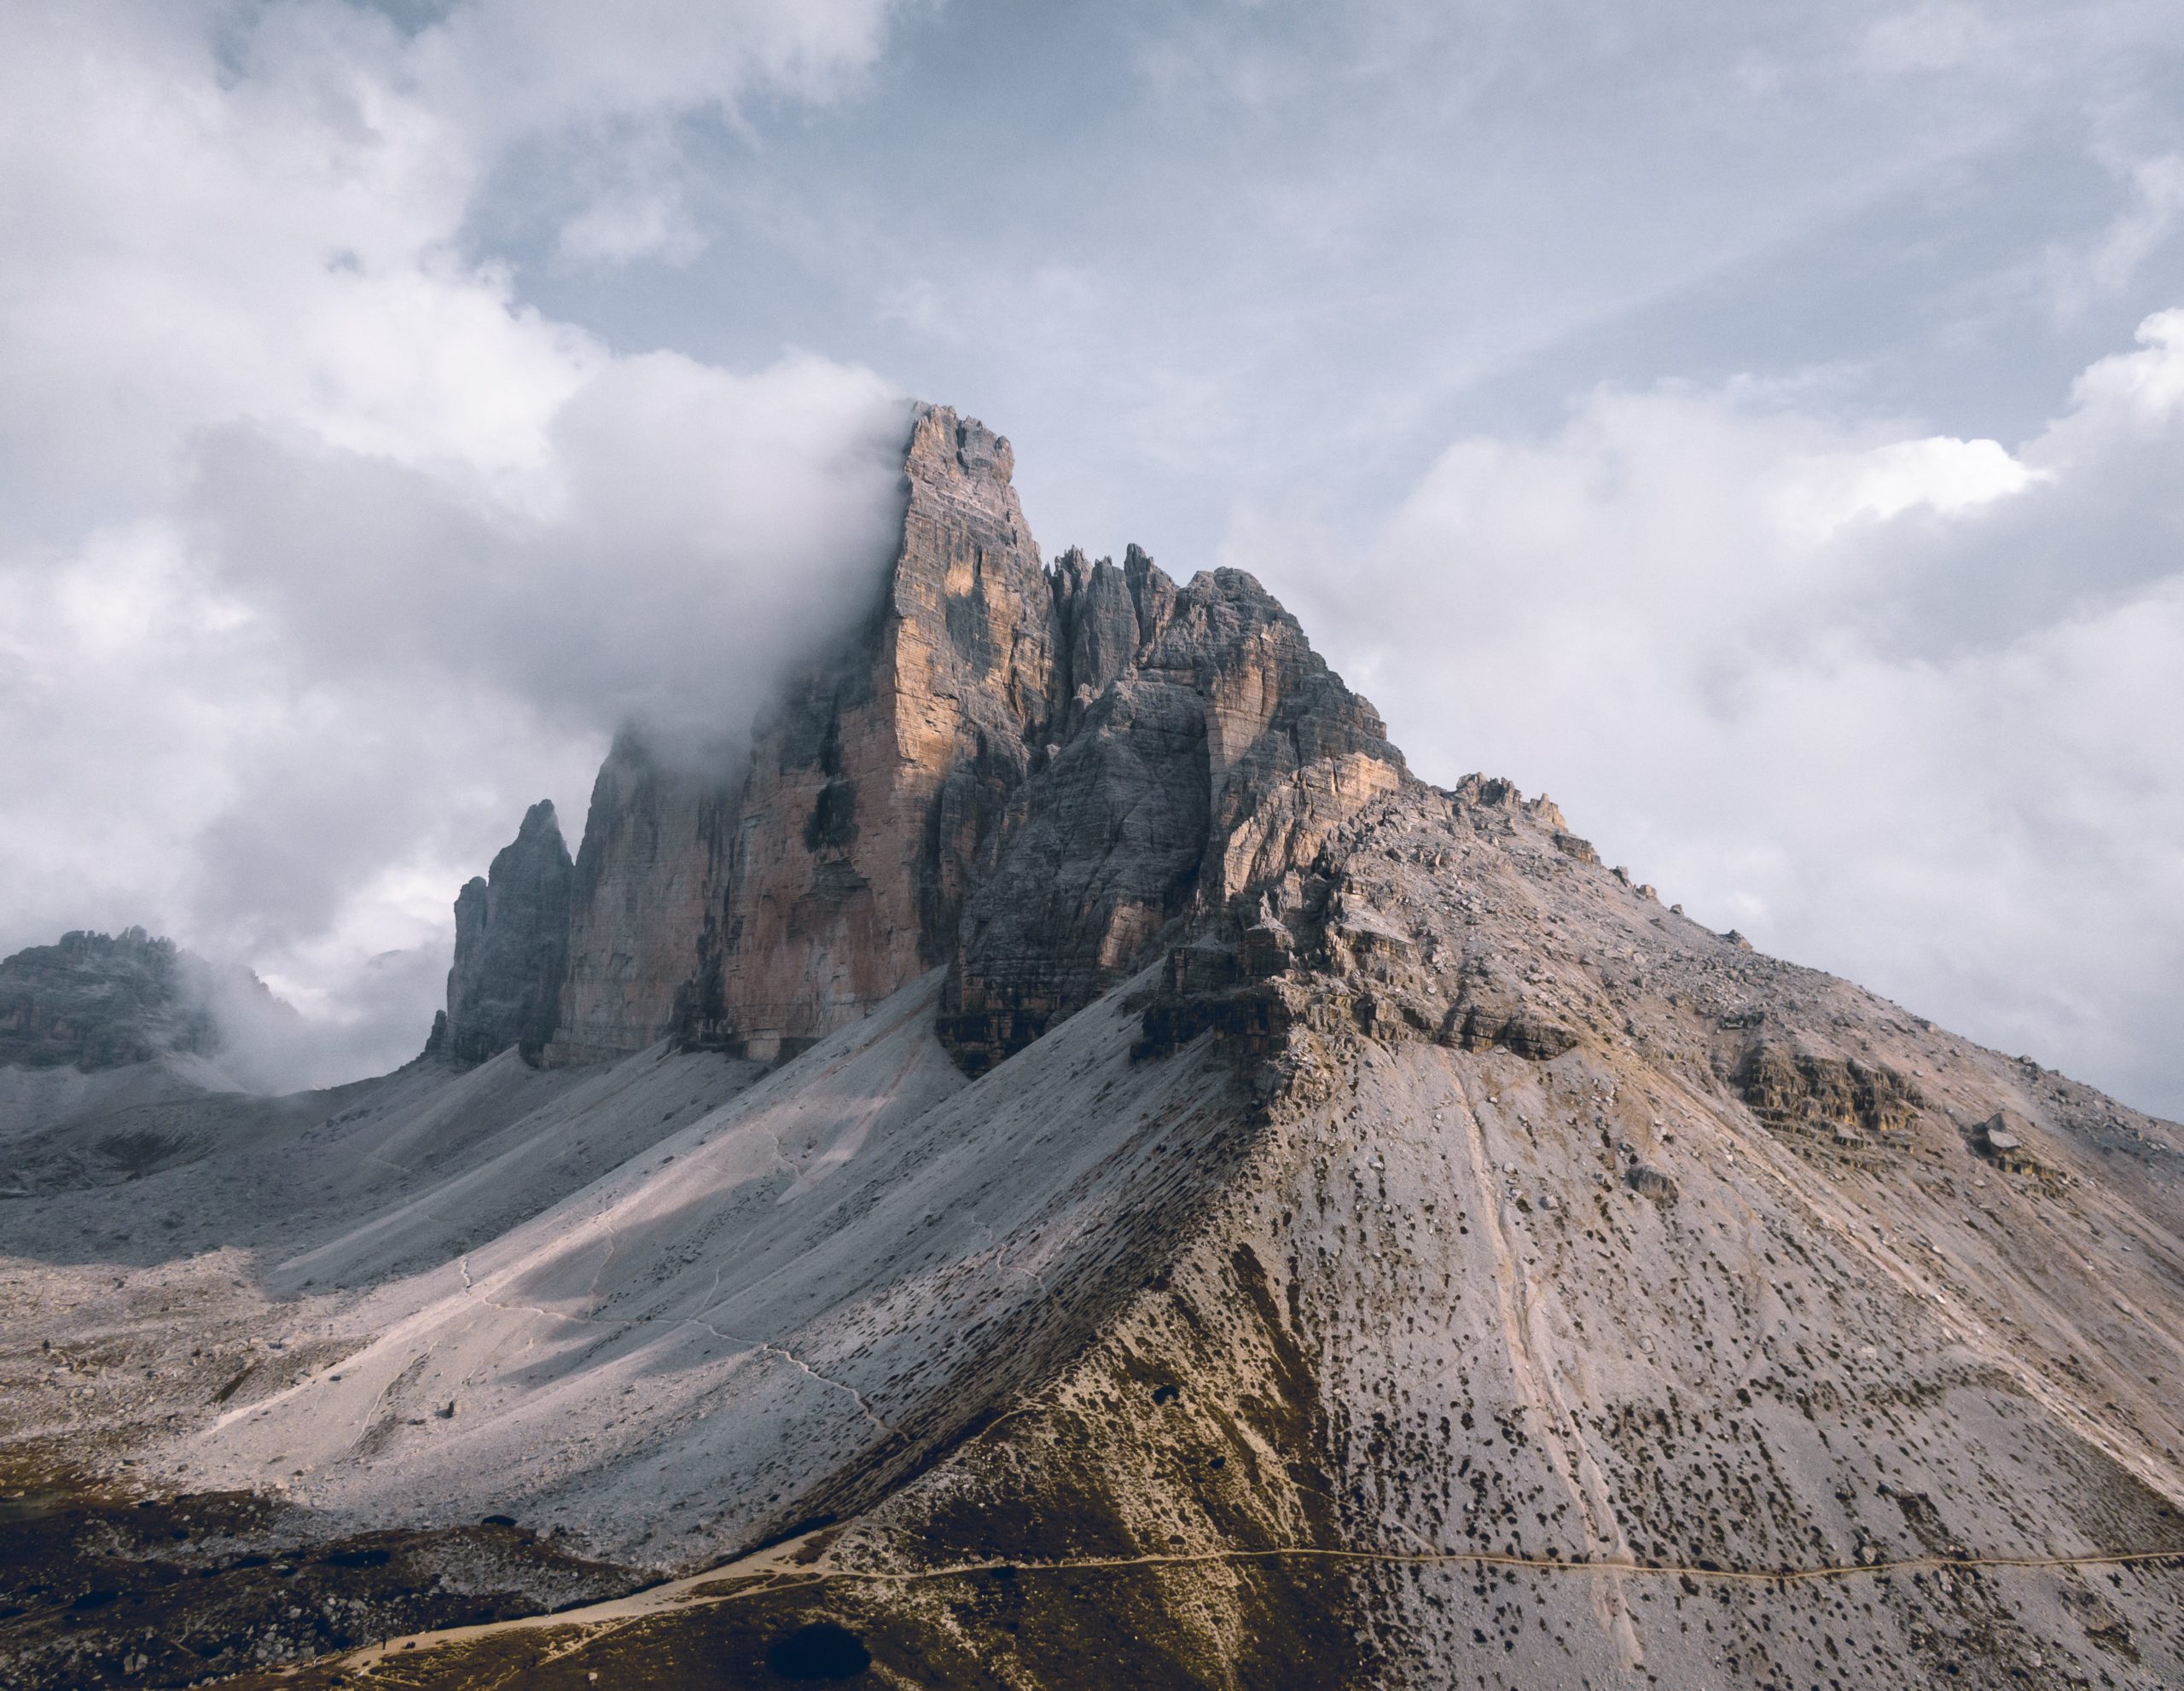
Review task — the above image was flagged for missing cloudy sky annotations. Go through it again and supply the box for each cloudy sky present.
[3,2,2181,1112]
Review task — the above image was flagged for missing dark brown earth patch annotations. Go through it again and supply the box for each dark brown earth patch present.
[0,1470,632,1690]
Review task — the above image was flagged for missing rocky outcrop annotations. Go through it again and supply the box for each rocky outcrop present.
[675,407,1057,1062]
[0,927,219,1070]
[1728,1035,1923,1149]
[537,404,1400,1072]
[1977,1106,2041,1171]
[543,736,730,1066]
[440,800,573,1064]
[939,554,1404,1072]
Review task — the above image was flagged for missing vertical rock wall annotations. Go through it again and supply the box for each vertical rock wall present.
[441,800,573,1064]
[938,556,1405,1071]
[544,741,729,1065]
[472,401,1402,1073]
[672,406,1057,1061]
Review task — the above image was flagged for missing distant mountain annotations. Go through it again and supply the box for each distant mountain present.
[2,408,2179,1690]
[0,925,299,1081]
[0,927,221,1070]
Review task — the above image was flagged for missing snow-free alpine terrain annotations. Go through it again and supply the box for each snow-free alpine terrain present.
[3,407,2181,1689]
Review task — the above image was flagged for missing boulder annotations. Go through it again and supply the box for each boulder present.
[1978,1108,2039,1171]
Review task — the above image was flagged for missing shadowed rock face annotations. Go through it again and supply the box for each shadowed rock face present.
[439,801,572,1065]
[546,735,732,1066]
[0,928,219,1070]
[938,551,1405,1072]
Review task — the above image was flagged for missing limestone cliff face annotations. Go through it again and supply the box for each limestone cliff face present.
[522,403,1397,1070]
[440,800,572,1064]
[543,736,730,1066]
[675,406,1056,1061]
[938,551,1405,1071]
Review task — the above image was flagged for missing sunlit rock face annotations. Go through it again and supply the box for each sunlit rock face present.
[536,405,1052,1066]
[674,406,1059,1063]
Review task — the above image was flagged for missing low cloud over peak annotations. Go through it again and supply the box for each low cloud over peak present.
[0,2,916,1085]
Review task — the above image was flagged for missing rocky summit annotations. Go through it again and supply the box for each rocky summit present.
[1,407,2180,1690]
[0,927,220,1072]
[525,406,1402,1076]
[433,799,573,1066]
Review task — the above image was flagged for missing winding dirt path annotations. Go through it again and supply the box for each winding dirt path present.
[323,1527,2184,1682]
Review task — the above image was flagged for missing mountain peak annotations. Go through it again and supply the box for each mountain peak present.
[438,799,572,1064]
[9,409,2182,1690]
[0,926,220,1070]
[908,398,1015,486]
[444,404,1402,1075]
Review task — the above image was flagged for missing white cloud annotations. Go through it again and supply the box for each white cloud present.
[2053,305,2184,433]
[1774,434,2035,537]
[1264,309,2184,1115]
[2050,154,2184,320]
[189,351,910,753]
[0,1,910,1085]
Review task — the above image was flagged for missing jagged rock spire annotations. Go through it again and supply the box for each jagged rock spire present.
[440,799,572,1064]
[486,404,1401,1072]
